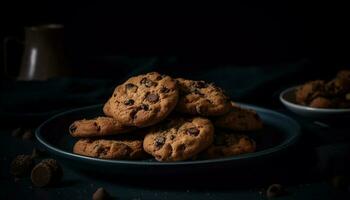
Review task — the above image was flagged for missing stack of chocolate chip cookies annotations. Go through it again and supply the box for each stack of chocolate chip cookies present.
[69,72,263,162]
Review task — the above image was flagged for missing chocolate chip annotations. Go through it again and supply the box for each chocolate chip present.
[155,137,166,148]
[11,127,23,137]
[130,109,138,119]
[124,99,134,105]
[22,130,33,140]
[92,187,110,200]
[69,123,77,133]
[186,128,200,136]
[266,184,286,198]
[156,76,163,80]
[140,104,149,111]
[194,81,207,88]
[125,83,138,93]
[140,78,155,87]
[170,135,175,140]
[31,159,62,187]
[146,93,159,103]
[10,155,34,177]
[160,87,170,93]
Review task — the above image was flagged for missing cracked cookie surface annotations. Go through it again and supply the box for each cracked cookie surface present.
[176,78,231,116]
[73,137,146,160]
[69,117,134,137]
[108,72,179,127]
[143,116,214,161]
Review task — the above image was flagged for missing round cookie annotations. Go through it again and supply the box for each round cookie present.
[200,130,256,159]
[176,78,232,116]
[295,80,326,105]
[143,116,214,161]
[214,102,263,131]
[69,117,134,137]
[108,72,179,127]
[73,137,146,160]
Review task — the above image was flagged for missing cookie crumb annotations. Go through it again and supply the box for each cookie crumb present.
[31,159,63,187]
[92,187,110,200]
[266,184,286,199]
[22,130,33,140]
[10,154,34,177]
[11,128,23,137]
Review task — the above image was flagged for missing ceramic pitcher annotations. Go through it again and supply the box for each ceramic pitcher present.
[5,24,69,80]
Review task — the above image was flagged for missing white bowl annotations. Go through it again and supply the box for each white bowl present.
[279,86,350,119]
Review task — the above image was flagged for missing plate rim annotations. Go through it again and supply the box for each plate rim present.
[280,86,350,113]
[36,103,301,166]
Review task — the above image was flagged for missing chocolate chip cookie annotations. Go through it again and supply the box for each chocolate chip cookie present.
[176,78,232,116]
[69,117,134,137]
[199,130,256,159]
[143,116,214,161]
[214,102,263,131]
[73,137,146,160]
[108,72,179,127]
[295,80,326,105]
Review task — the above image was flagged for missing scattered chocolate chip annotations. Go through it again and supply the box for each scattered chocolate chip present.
[69,124,77,133]
[10,155,34,177]
[194,81,207,88]
[186,127,200,136]
[156,75,163,80]
[155,137,166,148]
[266,184,286,199]
[170,135,175,140]
[140,78,155,87]
[92,187,110,200]
[140,104,149,111]
[124,99,135,105]
[160,87,170,93]
[130,109,138,119]
[31,159,63,187]
[22,130,33,140]
[11,128,23,137]
[146,93,159,103]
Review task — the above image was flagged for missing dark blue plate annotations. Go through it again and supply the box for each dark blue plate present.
[36,104,300,176]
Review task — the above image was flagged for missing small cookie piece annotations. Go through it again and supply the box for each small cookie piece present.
[31,159,63,187]
[10,155,34,177]
[199,130,256,159]
[295,80,326,105]
[108,72,179,127]
[325,78,350,97]
[69,117,134,137]
[73,137,146,160]
[309,97,333,108]
[176,78,232,116]
[214,102,263,131]
[143,117,214,161]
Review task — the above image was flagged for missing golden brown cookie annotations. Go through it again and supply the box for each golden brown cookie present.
[143,116,214,161]
[175,78,232,116]
[73,137,146,160]
[295,80,326,105]
[214,102,263,131]
[200,130,256,159]
[107,72,179,127]
[69,117,134,137]
[309,97,333,108]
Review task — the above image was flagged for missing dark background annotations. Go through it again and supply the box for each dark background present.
[0,1,349,79]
